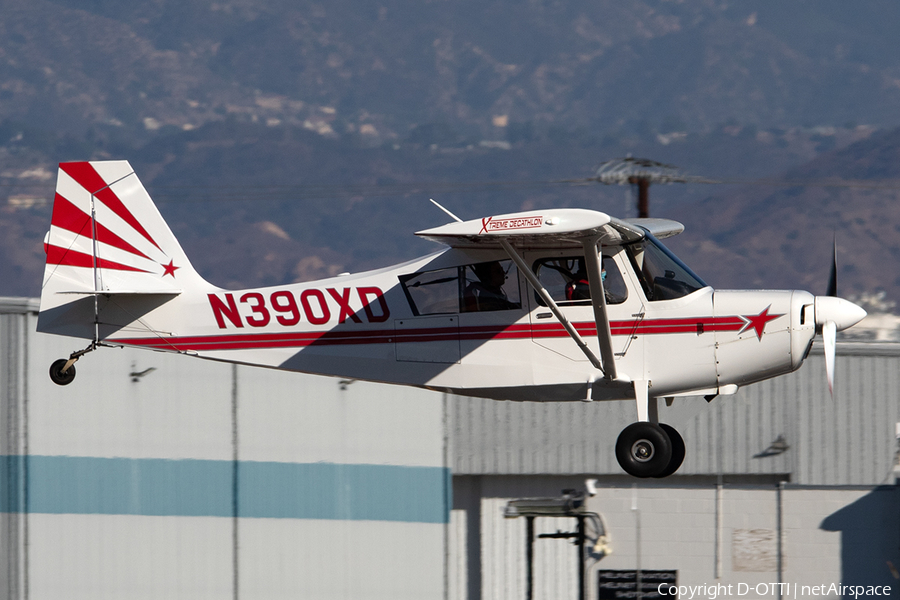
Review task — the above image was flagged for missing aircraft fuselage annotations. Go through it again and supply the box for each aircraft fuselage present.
[84,245,816,404]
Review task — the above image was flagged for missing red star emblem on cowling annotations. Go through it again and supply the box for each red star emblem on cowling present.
[161,259,179,278]
[739,305,783,340]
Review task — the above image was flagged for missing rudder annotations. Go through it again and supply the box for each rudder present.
[38,160,209,338]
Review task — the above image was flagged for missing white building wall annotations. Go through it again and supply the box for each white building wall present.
[29,514,234,600]
[234,366,447,599]
[1,303,449,600]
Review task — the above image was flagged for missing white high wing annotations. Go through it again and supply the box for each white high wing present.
[38,161,867,477]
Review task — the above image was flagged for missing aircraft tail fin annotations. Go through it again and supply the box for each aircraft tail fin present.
[38,160,209,337]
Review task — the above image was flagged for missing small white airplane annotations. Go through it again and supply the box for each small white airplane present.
[38,161,867,478]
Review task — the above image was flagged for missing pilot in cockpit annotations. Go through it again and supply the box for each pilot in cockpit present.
[464,261,516,312]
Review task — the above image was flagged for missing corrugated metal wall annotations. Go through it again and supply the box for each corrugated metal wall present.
[0,301,32,600]
[0,300,448,600]
[450,343,900,485]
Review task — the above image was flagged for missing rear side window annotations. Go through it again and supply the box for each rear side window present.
[400,266,460,315]
[400,260,521,316]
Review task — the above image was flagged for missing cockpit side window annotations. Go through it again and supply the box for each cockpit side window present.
[400,260,521,316]
[625,233,706,301]
[533,255,628,306]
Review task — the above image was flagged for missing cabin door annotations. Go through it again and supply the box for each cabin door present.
[525,248,646,375]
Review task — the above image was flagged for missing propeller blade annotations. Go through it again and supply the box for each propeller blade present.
[823,320,836,397]
[815,296,865,399]
[826,235,837,297]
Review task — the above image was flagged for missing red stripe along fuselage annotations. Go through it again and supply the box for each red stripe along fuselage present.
[111,315,749,352]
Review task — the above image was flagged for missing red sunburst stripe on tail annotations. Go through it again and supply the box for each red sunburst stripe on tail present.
[46,244,150,273]
[51,193,151,260]
[59,162,161,251]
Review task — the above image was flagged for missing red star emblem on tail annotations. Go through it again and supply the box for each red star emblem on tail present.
[161,259,179,278]
[739,305,783,340]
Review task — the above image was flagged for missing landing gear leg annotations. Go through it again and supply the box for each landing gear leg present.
[614,381,684,478]
[633,380,656,423]
[48,342,98,386]
[615,381,668,476]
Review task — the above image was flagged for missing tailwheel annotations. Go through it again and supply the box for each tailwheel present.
[654,424,685,478]
[48,342,97,386]
[615,422,672,478]
[49,359,76,386]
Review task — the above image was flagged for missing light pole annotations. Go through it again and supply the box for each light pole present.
[595,157,714,218]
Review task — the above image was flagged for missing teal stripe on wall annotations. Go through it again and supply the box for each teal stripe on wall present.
[0,456,449,523]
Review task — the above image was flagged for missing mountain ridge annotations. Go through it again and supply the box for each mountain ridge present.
[2,0,900,306]
[3,0,900,142]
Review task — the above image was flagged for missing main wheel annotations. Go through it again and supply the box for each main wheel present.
[615,422,672,478]
[654,424,686,478]
[49,359,76,386]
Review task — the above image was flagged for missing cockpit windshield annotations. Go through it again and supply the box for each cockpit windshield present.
[625,233,707,301]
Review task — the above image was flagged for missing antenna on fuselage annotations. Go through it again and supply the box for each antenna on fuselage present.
[429,198,464,223]
[594,157,716,218]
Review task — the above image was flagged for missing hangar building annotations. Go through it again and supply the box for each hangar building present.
[2,298,899,599]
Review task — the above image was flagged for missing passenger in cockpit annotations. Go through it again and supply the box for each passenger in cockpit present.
[565,258,624,304]
[565,262,591,301]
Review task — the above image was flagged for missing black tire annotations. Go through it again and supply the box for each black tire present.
[49,359,76,386]
[615,422,672,478]
[654,424,686,478]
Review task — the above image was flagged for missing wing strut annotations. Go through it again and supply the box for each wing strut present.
[499,239,617,379]
[581,237,618,381]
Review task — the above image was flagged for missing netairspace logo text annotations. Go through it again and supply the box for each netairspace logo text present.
[657,582,892,599]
